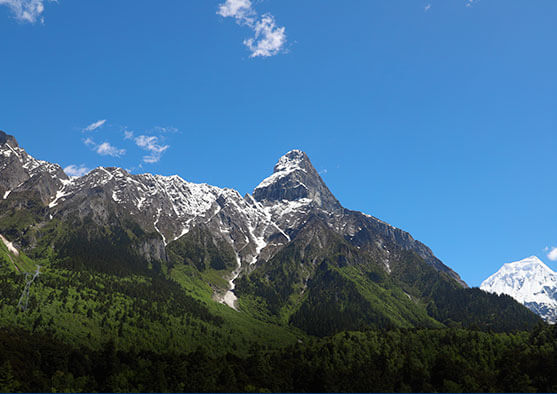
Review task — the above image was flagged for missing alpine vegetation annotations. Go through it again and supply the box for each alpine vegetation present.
[0,129,553,393]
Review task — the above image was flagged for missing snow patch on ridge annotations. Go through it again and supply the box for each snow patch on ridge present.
[48,178,74,208]
[153,209,167,246]
[49,189,70,208]
[254,149,307,191]
[222,254,241,310]
[255,168,297,190]
[0,234,19,256]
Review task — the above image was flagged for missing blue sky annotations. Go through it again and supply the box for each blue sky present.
[1,0,556,285]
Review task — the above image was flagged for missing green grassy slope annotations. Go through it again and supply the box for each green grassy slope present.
[0,237,36,273]
[0,251,300,357]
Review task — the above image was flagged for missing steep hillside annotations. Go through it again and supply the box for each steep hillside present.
[0,129,541,353]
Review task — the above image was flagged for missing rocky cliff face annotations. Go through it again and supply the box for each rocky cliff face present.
[253,149,342,212]
[0,132,466,298]
[251,148,466,286]
[2,131,543,334]
[0,130,68,205]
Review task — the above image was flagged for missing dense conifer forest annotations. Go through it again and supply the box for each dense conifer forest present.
[1,325,556,392]
[0,232,552,393]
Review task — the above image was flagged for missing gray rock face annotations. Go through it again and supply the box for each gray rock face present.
[48,167,281,266]
[253,150,341,212]
[0,130,18,147]
[0,130,68,204]
[337,210,467,286]
[0,134,467,289]
[252,150,466,287]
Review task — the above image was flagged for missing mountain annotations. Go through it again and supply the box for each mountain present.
[0,129,541,345]
[481,256,557,323]
[0,131,68,205]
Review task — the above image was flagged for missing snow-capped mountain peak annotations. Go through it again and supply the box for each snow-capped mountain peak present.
[481,256,557,323]
[254,150,309,192]
[274,149,309,173]
[253,149,341,212]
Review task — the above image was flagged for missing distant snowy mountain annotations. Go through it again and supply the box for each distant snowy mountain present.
[481,256,557,323]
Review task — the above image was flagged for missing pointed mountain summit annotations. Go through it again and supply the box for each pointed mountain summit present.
[0,130,18,147]
[481,256,557,323]
[253,150,341,212]
[0,130,67,204]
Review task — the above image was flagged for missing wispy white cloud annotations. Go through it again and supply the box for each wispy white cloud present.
[425,4,431,11]
[80,122,173,163]
[96,142,126,157]
[548,247,557,262]
[135,135,169,163]
[83,136,125,157]
[83,119,106,132]
[218,0,287,58]
[0,0,52,23]
[64,164,90,177]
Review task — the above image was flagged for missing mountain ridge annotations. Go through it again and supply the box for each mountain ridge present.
[1,128,542,339]
[0,130,466,294]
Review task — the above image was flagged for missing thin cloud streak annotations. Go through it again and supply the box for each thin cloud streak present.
[83,119,107,132]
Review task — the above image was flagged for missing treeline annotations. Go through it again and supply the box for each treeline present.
[1,325,556,393]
